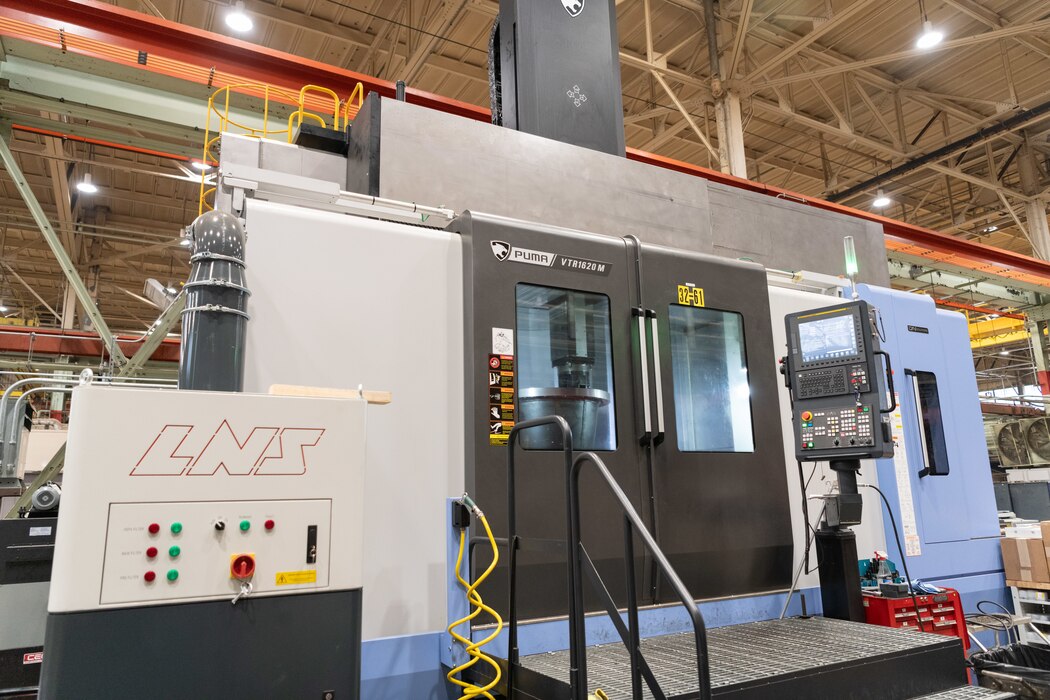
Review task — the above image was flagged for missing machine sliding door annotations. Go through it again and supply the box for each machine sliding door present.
[636,243,794,601]
[458,213,651,621]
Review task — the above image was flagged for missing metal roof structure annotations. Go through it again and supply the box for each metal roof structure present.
[0,0,1049,339]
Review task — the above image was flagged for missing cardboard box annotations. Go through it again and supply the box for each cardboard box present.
[1002,536,1050,583]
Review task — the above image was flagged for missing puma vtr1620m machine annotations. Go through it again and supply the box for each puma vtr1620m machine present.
[784,301,895,621]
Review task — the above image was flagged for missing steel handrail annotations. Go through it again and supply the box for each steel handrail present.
[505,416,578,695]
[571,451,712,700]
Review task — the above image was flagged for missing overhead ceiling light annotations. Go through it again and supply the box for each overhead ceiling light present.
[872,189,891,208]
[1000,349,1010,355]
[982,225,999,233]
[76,173,98,194]
[225,1,253,32]
[190,161,213,172]
[916,20,943,49]
[179,237,193,247]
[166,284,179,294]
[988,313,1000,319]
[0,303,7,313]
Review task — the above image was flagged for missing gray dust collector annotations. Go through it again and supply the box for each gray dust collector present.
[179,210,250,392]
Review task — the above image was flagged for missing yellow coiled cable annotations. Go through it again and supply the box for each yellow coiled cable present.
[446,509,504,699]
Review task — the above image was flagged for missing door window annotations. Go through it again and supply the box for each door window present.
[668,305,754,452]
[515,284,616,450]
[910,370,950,477]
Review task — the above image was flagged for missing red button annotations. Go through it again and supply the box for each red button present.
[146,547,158,558]
[148,523,160,534]
[230,554,256,580]
[264,519,275,531]
[144,571,156,583]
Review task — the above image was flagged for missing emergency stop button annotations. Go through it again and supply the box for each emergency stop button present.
[230,553,256,581]
[801,411,813,421]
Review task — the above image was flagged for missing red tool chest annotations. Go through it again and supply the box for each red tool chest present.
[862,588,969,653]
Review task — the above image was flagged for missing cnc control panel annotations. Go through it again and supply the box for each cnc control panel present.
[785,300,894,461]
[797,404,876,451]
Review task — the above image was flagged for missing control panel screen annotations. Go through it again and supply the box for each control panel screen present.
[799,313,859,364]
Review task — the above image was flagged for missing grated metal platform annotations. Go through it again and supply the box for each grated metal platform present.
[494,617,972,699]
[912,688,1016,700]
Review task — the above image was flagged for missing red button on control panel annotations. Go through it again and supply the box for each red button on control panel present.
[801,411,813,421]
[148,523,160,534]
[144,571,156,583]
[264,519,275,531]
[231,553,256,581]
[146,547,158,558]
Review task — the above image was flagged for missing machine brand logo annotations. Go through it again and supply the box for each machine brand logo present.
[490,240,611,276]
[22,652,42,665]
[131,421,325,476]
[562,0,584,17]
[490,240,511,261]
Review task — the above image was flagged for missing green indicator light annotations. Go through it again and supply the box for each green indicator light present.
[170,522,183,534]
[168,546,181,558]
[239,520,251,531]
[166,569,179,582]
[843,236,859,277]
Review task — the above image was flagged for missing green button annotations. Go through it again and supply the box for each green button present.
[170,522,183,534]
[239,520,251,531]
[168,546,181,558]
[166,569,179,582]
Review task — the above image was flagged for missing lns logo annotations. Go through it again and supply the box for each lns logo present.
[131,421,325,476]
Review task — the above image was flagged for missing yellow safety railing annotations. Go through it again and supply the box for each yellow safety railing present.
[199,81,364,215]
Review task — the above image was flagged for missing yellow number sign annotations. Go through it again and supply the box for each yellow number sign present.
[677,285,705,307]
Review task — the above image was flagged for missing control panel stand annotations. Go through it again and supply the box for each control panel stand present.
[782,301,894,623]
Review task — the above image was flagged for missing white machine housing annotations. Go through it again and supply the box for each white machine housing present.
[48,385,366,613]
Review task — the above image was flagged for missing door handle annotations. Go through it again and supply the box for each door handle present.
[634,307,653,445]
[647,311,665,445]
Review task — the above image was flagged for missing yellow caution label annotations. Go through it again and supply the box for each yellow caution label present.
[677,285,705,307]
[275,569,317,586]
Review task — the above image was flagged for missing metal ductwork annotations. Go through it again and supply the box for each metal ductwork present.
[179,210,250,392]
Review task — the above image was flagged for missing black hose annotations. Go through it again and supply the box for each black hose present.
[862,483,925,632]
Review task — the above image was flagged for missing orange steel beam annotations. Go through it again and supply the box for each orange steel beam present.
[11,124,193,162]
[0,326,179,362]
[932,299,1025,320]
[7,0,1050,288]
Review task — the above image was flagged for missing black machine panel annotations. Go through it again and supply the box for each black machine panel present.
[637,241,794,600]
[495,0,626,156]
[785,301,894,462]
[456,212,794,620]
[39,590,361,700]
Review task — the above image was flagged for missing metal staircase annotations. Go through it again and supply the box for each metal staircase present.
[468,415,1008,700]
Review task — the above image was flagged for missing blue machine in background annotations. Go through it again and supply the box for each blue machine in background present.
[858,284,1006,614]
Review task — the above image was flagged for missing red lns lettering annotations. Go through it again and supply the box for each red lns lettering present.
[255,428,325,475]
[187,421,280,476]
[132,422,324,476]
[133,425,196,475]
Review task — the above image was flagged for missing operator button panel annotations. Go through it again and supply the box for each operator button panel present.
[100,499,330,606]
[798,405,876,451]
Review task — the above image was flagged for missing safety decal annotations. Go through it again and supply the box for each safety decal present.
[488,352,515,446]
[275,569,317,586]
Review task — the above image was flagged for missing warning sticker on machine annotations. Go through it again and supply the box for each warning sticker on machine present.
[890,394,922,557]
[488,351,515,445]
[275,570,317,586]
[492,328,514,355]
